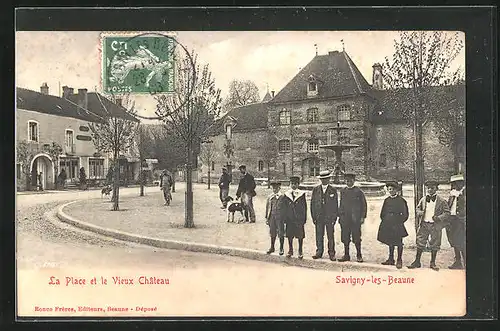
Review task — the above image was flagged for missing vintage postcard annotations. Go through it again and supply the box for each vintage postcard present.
[15,29,466,317]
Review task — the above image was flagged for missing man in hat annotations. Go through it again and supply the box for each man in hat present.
[338,172,367,263]
[218,167,231,209]
[160,169,173,205]
[236,165,257,223]
[311,170,339,261]
[281,176,307,259]
[377,181,410,269]
[265,180,285,255]
[408,180,450,271]
[446,174,466,269]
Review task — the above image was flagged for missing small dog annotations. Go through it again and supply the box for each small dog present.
[101,185,112,198]
[224,196,245,223]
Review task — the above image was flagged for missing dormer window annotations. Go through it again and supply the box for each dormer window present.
[307,75,319,97]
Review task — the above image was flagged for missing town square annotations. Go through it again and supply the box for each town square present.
[15,29,466,317]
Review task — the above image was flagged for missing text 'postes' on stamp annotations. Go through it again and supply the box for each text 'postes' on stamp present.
[102,35,176,95]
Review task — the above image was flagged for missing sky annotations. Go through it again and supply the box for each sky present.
[16,31,465,123]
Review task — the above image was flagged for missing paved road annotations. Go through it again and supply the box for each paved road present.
[15,186,465,317]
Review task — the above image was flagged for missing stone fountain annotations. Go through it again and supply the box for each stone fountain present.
[299,121,386,197]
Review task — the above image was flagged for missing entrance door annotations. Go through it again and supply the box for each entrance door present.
[301,157,321,180]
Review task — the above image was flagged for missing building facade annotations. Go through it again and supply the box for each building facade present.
[205,50,465,184]
[16,83,140,191]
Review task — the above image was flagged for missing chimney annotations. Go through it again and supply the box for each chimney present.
[77,88,88,109]
[116,98,122,106]
[40,82,49,95]
[372,63,383,90]
[271,91,275,98]
[62,86,70,99]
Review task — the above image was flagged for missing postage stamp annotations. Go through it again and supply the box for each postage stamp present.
[100,32,176,94]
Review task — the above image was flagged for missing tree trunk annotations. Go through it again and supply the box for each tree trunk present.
[185,142,194,228]
[207,169,211,189]
[267,161,271,188]
[172,172,176,192]
[140,167,145,196]
[112,155,120,211]
[413,110,425,234]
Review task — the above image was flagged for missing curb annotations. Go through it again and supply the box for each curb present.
[56,201,399,273]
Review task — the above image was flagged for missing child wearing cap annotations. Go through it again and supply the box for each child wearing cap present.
[281,176,307,259]
[446,174,466,269]
[265,181,285,255]
[377,181,409,269]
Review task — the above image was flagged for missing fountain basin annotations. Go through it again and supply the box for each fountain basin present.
[299,180,386,197]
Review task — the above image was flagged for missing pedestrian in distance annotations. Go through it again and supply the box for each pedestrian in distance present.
[160,170,173,206]
[338,172,367,263]
[265,180,285,255]
[235,165,257,223]
[218,167,231,209]
[281,176,307,259]
[377,181,409,269]
[446,174,466,269]
[311,170,339,261]
[408,180,450,271]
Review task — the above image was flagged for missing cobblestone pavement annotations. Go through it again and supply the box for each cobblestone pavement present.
[64,184,457,270]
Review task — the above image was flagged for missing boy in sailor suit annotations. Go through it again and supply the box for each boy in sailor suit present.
[265,181,285,255]
[408,180,450,271]
[281,176,307,259]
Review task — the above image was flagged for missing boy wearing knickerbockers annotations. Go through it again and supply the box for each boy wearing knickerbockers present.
[377,181,410,269]
[408,180,450,271]
[265,180,285,255]
[446,174,466,269]
[281,176,307,259]
[338,172,367,263]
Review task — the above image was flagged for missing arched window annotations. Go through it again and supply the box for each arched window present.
[306,108,319,123]
[279,109,291,125]
[278,139,291,152]
[308,81,317,92]
[258,160,264,172]
[28,120,39,142]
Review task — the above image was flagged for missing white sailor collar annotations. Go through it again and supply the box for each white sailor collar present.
[285,189,305,202]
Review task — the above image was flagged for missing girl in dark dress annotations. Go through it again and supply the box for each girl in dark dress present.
[377,181,409,269]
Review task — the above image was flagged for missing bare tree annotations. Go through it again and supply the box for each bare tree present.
[16,140,36,191]
[136,124,155,196]
[155,50,222,228]
[88,94,139,211]
[379,124,409,170]
[382,31,464,230]
[199,141,217,189]
[221,79,260,115]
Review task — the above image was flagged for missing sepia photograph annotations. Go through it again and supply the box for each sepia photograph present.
[15,29,467,317]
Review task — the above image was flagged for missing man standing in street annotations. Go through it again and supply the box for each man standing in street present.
[311,170,338,261]
[338,172,367,263]
[160,169,173,206]
[408,180,450,271]
[446,174,466,269]
[236,165,257,223]
[218,167,231,209]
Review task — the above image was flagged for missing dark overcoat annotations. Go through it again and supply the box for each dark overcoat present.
[377,195,409,246]
[281,190,307,239]
[310,185,338,224]
[265,193,284,237]
[446,188,466,250]
[338,186,367,225]
[236,173,256,198]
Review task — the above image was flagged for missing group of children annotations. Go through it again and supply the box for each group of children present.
[264,170,466,271]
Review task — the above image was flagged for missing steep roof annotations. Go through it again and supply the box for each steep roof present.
[370,85,465,124]
[16,87,139,123]
[210,102,269,136]
[16,87,103,122]
[262,91,273,102]
[67,92,139,122]
[271,51,372,103]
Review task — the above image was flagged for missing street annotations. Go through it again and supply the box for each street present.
[16,185,465,317]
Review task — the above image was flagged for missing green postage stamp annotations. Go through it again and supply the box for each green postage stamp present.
[101,33,176,94]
